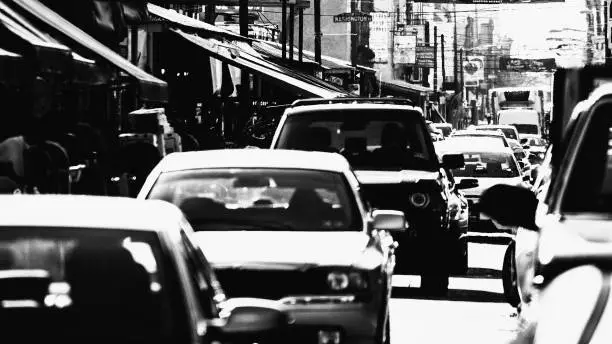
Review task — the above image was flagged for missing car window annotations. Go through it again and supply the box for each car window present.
[147,168,362,232]
[275,109,437,171]
[179,229,219,319]
[562,101,612,213]
[0,227,189,343]
[451,152,520,178]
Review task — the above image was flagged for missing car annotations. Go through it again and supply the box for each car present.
[448,130,511,149]
[522,137,548,166]
[268,98,470,294]
[470,124,521,144]
[0,195,288,344]
[434,145,530,232]
[137,149,406,344]
[478,84,612,340]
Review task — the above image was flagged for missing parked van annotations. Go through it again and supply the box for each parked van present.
[498,108,541,139]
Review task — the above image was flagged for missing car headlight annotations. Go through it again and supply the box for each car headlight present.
[327,271,368,291]
[410,193,430,208]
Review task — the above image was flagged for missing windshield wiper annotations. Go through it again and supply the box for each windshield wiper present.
[191,218,296,231]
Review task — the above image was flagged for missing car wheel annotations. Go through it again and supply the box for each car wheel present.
[421,273,449,295]
[502,241,521,308]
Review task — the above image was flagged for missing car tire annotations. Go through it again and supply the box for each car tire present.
[502,241,521,308]
[421,273,449,295]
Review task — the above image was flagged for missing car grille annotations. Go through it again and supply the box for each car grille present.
[214,269,330,300]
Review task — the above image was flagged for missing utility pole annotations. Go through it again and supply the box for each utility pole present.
[289,4,295,61]
[434,26,438,92]
[423,21,430,88]
[605,1,610,64]
[239,0,248,37]
[204,5,216,24]
[281,0,287,59]
[460,48,464,100]
[298,8,304,62]
[441,34,446,89]
[453,1,458,92]
[314,0,322,64]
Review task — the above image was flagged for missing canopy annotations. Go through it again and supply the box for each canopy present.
[147,3,250,42]
[11,0,168,102]
[173,29,347,99]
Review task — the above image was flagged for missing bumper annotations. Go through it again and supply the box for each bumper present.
[279,296,380,344]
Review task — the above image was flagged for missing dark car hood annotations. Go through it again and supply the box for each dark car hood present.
[193,231,380,270]
[354,170,439,185]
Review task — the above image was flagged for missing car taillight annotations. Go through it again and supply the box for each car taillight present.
[410,192,430,208]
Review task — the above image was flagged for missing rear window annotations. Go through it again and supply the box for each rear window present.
[0,228,188,342]
[452,151,520,178]
[275,110,437,171]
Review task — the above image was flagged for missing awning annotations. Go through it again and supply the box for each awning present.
[0,47,25,85]
[0,2,103,85]
[147,3,250,42]
[381,79,433,95]
[11,0,168,102]
[173,29,346,98]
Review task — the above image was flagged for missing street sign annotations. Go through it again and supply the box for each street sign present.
[416,44,435,68]
[333,12,372,23]
[499,57,556,72]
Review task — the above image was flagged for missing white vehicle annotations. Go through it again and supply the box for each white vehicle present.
[0,195,286,344]
[434,145,530,230]
[138,149,406,344]
[498,108,542,140]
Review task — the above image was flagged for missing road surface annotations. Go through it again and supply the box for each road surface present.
[390,238,519,344]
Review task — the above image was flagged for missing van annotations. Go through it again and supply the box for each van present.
[497,109,541,139]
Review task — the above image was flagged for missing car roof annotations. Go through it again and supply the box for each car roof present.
[435,142,514,155]
[453,130,505,137]
[284,103,423,116]
[475,124,517,130]
[0,195,183,231]
[157,149,352,174]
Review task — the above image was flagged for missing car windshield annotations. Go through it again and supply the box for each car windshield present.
[476,127,518,140]
[275,110,437,171]
[451,152,520,178]
[147,169,362,232]
[528,137,547,146]
[512,124,539,134]
[0,228,186,343]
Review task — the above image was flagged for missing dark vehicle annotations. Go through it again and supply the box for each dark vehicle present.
[0,195,288,344]
[269,98,472,294]
[480,83,612,343]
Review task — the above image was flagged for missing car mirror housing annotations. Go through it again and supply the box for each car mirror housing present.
[372,210,406,232]
[479,184,539,232]
[456,178,479,190]
[442,153,465,170]
[217,298,289,336]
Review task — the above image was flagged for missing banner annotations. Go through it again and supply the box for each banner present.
[370,12,392,63]
[463,55,485,87]
[393,35,417,64]
[499,57,556,72]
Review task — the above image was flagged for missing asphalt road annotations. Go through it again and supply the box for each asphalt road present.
[390,237,519,344]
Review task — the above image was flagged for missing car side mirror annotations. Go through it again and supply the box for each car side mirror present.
[456,178,479,190]
[372,210,406,232]
[523,174,531,182]
[216,298,289,336]
[442,153,465,170]
[479,184,539,232]
[520,138,528,145]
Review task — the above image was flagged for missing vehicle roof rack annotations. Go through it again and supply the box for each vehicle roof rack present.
[290,97,414,107]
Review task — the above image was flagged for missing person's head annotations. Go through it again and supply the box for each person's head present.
[380,122,407,149]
